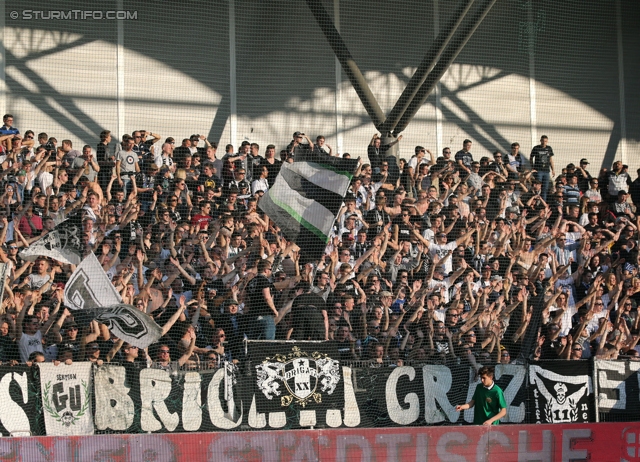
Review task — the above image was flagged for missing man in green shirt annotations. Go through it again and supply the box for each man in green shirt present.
[456,366,507,425]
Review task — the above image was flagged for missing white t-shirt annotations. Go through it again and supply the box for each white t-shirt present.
[19,330,44,363]
[37,171,53,193]
[27,273,50,290]
[426,278,452,304]
[549,305,577,337]
[428,241,457,274]
[422,228,436,243]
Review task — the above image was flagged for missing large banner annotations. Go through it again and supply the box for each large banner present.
[93,364,241,433]
[595,359,640,421]
[528,360,593,424]
[9,358,640,436]
[39,362,94,435]
[353,362,527,427]
[0,365,38,437]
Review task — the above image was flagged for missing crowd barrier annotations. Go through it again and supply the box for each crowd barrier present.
[1,342,638,436]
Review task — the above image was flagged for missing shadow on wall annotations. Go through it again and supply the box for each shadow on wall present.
[3,0,638,165]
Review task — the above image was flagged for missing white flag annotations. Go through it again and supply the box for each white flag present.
[64,253,122,310]
[39,362,94,436]
[20,217,84,265]
[64,253,162,348]
[95,304,163,349]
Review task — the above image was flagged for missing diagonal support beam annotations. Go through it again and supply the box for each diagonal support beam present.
[380,0,476,134]
[306,0,386,129]
[393,0,498,135]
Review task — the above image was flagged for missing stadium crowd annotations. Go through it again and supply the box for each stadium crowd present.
[0,113,638,371]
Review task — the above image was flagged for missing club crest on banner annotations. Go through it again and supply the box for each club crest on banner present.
[39,363,94,435]
[528,363,591,424]
[255,346,340,407]
[42,380,91,427]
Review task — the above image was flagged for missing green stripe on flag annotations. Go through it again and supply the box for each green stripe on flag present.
[270,195,329,243]
[307,162,354,182]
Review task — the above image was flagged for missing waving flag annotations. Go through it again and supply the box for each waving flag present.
[19,217,84,265]
[259,152,359,262]
[65,252,162,349]
[64,253,122,310]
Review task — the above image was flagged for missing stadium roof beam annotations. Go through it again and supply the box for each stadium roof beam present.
[392,0,498,135]
[306,0,386,129]
[379,0,476,135]
[308,0,497,141]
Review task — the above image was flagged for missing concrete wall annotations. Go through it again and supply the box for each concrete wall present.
[2,0,638,171]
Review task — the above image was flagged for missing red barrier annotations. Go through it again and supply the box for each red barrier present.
[1,422,639,461]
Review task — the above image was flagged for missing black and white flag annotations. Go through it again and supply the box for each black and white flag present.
[528,361,593,424]
[64,253,122,310]
[65,253,162,349]
[259,152,359,263]
[20,217,83,265]
[94,304,162,349]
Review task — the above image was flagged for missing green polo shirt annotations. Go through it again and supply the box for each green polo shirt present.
[472,382,507,425]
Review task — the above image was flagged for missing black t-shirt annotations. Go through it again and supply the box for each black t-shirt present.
[246,274,274,317]
[291,292,327,340]
[260,159,282,188]
[365,208,391,239]
[198,173,220,192]
[530,144,554,172]
[97,142,112,162]
[396,222,413,242]
[0,335,16,362]
[576,169,592,192]
[583,224,602,235]
[454,150,473,173]
[61,339,81,361]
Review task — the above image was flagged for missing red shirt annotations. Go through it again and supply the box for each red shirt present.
[190,214,213,229]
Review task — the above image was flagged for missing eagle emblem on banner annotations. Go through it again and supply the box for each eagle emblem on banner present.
[255,346,341,407]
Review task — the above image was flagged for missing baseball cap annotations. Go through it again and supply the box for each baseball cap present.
[293,131,304,137]
[580,159,589,164]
